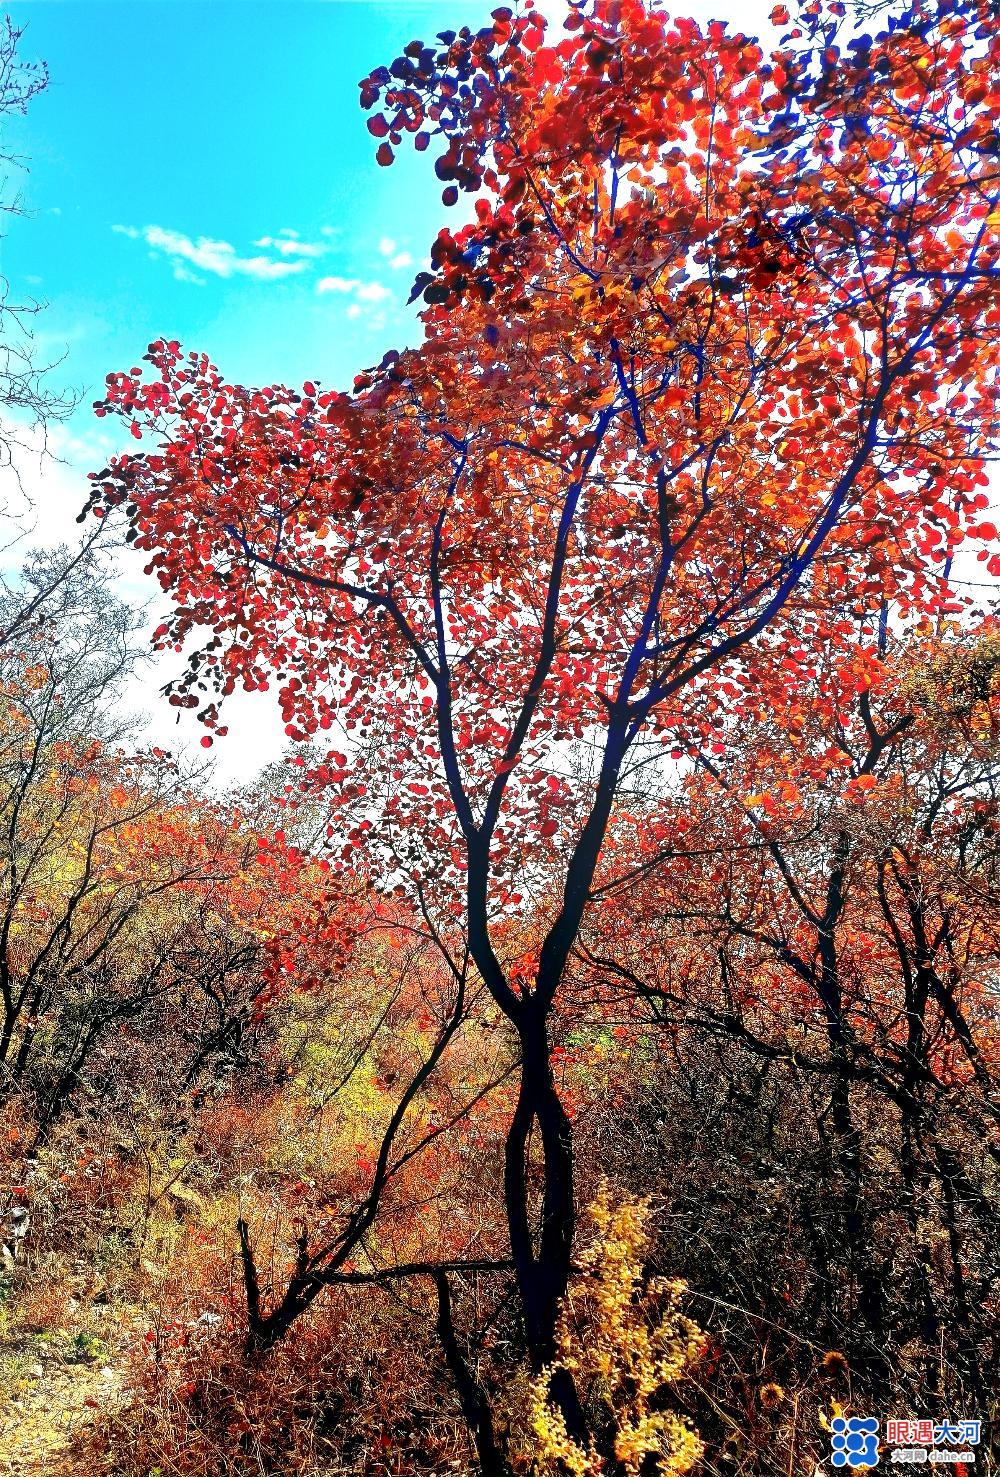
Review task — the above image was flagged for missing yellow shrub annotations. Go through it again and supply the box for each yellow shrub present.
[528,1185,704,1477]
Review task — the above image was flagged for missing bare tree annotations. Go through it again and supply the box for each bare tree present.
[0,16,74,514]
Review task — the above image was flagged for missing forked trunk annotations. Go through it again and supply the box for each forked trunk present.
[504,1009,587,1443]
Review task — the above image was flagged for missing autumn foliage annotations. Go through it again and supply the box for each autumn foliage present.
[0,0,997,1473]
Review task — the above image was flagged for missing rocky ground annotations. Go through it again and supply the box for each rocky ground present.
[0,1299,128,1476]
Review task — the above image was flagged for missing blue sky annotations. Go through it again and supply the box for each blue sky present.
[0,0,523,780]
[2,0,502,412]
[4,0,775,416]
[1,0,775,782]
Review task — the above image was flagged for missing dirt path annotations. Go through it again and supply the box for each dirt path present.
[0,1318,127,1477]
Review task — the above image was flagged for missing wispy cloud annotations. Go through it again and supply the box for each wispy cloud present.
[316,274,391,308]
[379,237,413,270]
[113,224,314,283]
[254,232,328,259]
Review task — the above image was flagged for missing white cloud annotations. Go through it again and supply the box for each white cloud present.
[377,239,412,271]
[0,416,118,553]
[316,275,358,294]
[316,275,391,310]
[113,224,309,282]
[0,419,291,788]
[254,234,327,258]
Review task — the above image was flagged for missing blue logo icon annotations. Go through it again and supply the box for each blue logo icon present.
[831,1416,880,1468]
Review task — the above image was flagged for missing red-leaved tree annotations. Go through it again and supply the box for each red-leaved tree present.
[84,0,999,1439]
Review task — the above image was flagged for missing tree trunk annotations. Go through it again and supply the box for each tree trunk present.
[504,1008,586,1442]
[435,1270,511,1477]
